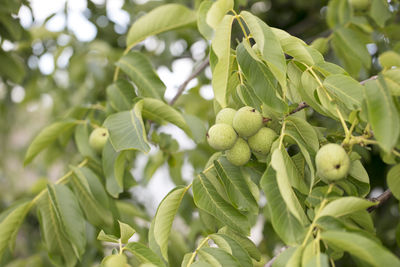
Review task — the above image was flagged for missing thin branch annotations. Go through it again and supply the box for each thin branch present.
[367,189,393,212]
[360,75,378,85]
[168,58,210,105]
[288,101,310,116]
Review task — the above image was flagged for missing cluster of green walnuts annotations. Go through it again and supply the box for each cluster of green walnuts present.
[207,106,277,166]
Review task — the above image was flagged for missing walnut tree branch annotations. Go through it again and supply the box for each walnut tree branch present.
[168,58,210,106]
[367,189,393,212]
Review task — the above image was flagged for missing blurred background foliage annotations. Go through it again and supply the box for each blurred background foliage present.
[0,0,399,266]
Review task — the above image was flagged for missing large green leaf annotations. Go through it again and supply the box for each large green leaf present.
[193,173,250,235]
[0,50,25,83]
[271,148,309,225]
[240,11,287,89]
[116,52,165,99]
[383,69,400,96]
[285,116,319,154]
[236,43,287,113]
[206,0,233,29]
[387,164,400,200]
[124,242,165,267]
[104,101,150,153]
[0,201,31,261]
[363,78,400,152]
[197,1,214,40]
[126,4,196,48]
[198,247,241,267]
[102,141,124,197]
[70,166,113,227]
[369,0,391,27]
[210,233,252,267]
[46,184,86,259]
[319,197,375,218]
[150,186,189,261]
[24,120,78,165]
[214,158,258,213]
[106,79,136,111]
[321,231,400,266]
[260,166,306,245]
[323,74,364,110]
[211,15,235,107]
[74,123,98,161]
[142,98,191,135]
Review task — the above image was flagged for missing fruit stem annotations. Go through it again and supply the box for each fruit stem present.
[186,236,210,267]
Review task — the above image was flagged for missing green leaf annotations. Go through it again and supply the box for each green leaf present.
[382,69,400,96]
[97,230,119,243]
[119,221,136,244]
[369,0,391,27]
[198,247,241,267]
[0,50,25,83]
[271,148,309,225]
[116,52,165,99]
[211,15,235,107]
[106,79,136,111]
[236,43,287,113]
[197,1,214,40]
[326,0,352,29]
[193,173,251,235]
[70,166,113,227]
[217,227,261,261]
[104,101,150,153]
[323,74,364,110]
[74,124,99,161]
[182,114,207,144]
[0,201,31,261]
[150,186,189,260]
[261,166,306,245]
[387,164,400,200]
[126,4,196,48]
[285,116,319,154]
[363,78,400,152]
[102,141,124,197]
[206,0,233,29]
[348,160,369,184]
[319,197,375,218]
[304,253,329,267]
[379,51,400,68]
[142,98,191,135]
[214,158,258,213]
[321,231,400,266]
[125,242,165,267]
[24,120,78,165]
[241,11,287,89]
[210,233,252,267]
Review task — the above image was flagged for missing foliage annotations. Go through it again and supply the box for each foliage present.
[1,0,400,266]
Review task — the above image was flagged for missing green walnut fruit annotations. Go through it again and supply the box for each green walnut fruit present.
[226,138,251,166]
[103,254,127,267]
[350,0,370,10]
[315,143,350,181]
[89,127,109,153]
[216,108,237,126]
[233,106,263,137]
[207,124,237,150]
[248,127,278,155]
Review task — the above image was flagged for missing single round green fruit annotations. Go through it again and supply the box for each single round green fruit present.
[216,108,237,126]
[350,0,370,10]
[315,143,350,181]
[89,127,109,153]
[248,127,278,155]
[233,106,263,137]
[103,254,127,267]
[207,124,237,150]
[226,138,251,166]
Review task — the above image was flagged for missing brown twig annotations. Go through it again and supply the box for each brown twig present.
[288,101,310,116]
[360,75,378,85]
[168,58,210,105]
[367,189,393,212]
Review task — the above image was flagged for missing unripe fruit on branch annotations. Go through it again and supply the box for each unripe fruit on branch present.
[315,143,350,181]
[233,106,263,137]
[207,124,237,150]
[226,138,251,166]
[248,127,278,155]
[216,108,236,126]
[89,127,109,154]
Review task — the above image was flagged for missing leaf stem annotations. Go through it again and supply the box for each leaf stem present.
[186,236,210,266]
[278,121,286,150]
